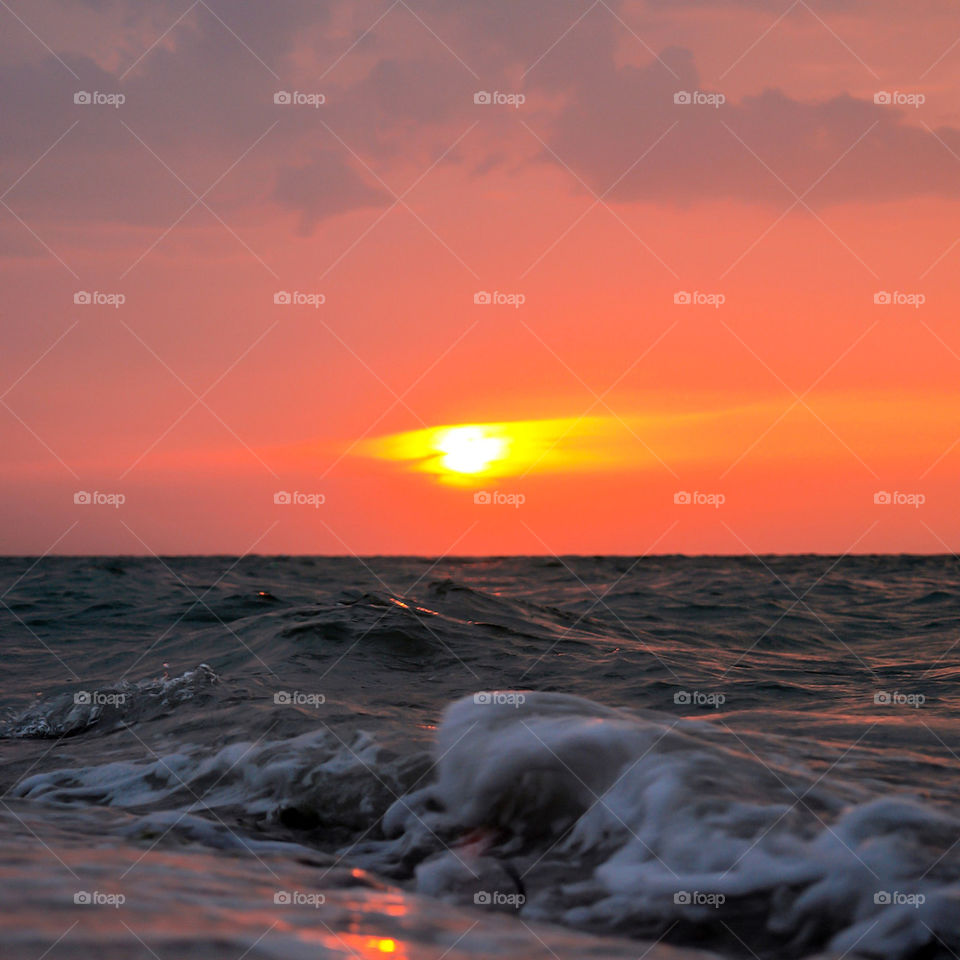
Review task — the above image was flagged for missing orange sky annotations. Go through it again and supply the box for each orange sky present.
[2,0,960,555]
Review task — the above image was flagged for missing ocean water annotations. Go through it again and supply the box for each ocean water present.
[2,555,959,960]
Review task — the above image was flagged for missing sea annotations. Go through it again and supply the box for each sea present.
[1,555,958,960]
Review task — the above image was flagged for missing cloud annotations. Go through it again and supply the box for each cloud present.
[4,0,960,243]
[531,45,960,207]
[273,153,392,234]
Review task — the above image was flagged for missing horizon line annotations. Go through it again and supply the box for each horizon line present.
[0,552,956,560]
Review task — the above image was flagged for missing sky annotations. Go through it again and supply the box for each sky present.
[2,0,960,556]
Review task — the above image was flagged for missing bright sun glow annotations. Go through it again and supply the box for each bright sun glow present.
[361,416,625,484]
[435,426,507,474]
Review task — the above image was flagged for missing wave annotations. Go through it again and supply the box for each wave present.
[13,721,430,843]
[2,665,220,738]
[357,693,960,959]
[11,687,960,957]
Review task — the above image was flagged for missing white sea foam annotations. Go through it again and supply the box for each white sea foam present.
[369,692,960,958]
[14,724,427,832]
[10,688,960,957]
[3,665,219,738]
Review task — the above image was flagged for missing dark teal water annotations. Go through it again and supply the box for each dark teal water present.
[1,556,959,959]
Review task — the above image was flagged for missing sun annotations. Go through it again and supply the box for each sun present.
[364,416,612,481]
[435,425,507,475]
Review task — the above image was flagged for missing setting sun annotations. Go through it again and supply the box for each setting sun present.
[360,416,623,483]
[435,426,507,474]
